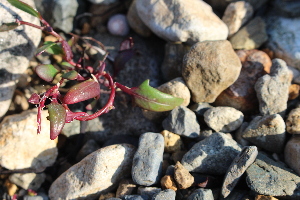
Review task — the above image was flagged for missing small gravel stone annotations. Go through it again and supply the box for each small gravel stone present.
[161,130,183,153]
[162,106,200,138]
[286,108,300,134]
[132,133,164,186]
[116,179,137,198]
[182,40,242,103]
[174,162,194,189]
[284,136,300,176]
[181,132,241,175]
[242,114,286,153]
[221,146,258,198]
[289,84,300,100]
[160,175,177,191]
[107,14,130,36]
[9,173,46,191]
[255,59,291,116]
[152,189,176,200]
[187,188,214,200]
[23,195,48,200]
[204,107,244,132]
[246,153,300,196]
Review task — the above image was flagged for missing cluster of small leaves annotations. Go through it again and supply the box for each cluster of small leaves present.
[2,0,183,140]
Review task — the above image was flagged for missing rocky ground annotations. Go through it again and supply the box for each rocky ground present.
[1,0,300,199]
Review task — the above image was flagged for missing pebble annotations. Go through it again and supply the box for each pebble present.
[157,77,191,107]
[116,179,137,198]
[0,0,41,118]
[221,146,258,198]
[162,106,200,138]
[152,189,176,200]
[286,108,300,134]
[76,139,100,161]
[214,49,272,113]
[48,144,135,199]
[160,175,177,191]
[126,0,152,37]
[107,14,130,36]
[182,40,241,103]
[255,59,291,116]
[174,162,194,189]
[242,114,286,153]
[229,17,268,50]
[132,133,164,186]
[222,1,253,37]
[187,188,214,200]
[23,194,49,200]
[181,132,241,175]
[284,136,300,176]
[161,130,183,153]
[0,109,58,170]
[289,84,300,100]
[204,107,244,132]
[246,153,300,196]
[9,173,46,191]
[136,0,228,45]
[123,195,144,200]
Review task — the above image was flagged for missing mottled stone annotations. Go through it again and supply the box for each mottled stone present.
[181,132,241,175]
[255,59,291,116]
[204,107,244,132]
[286,108,300,134]
[49,144,135,200]
[132,133,164,186]
[9,173,46,191]
[0,109,58,170]
[230,17,268,50]
[152,189,176,200]
[242,114,286,153]
[182,40,241,103]
[187,188,214,200]
[116,179,137,198]
[214,49,271,113]
[246,153,300,196]
[157,77,191,106]
[285,136,300,176]
[160,175,177,191]
[161,130,183,153]
[222,1,253,37]
[174,162,194,189]
[162,106,200,138]
[222,146,258,198]
[136,0,228,45]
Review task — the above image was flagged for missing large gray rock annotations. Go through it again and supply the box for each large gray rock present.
[135,0,228,45]
[255,59,291,116]
[49,144,136,200]
[242,114,286,153]
[0,0,41,118]
[181,132,241,175]
[246,153,300,196]
[182,40,242,103]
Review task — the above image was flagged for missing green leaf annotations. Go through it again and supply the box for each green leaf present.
[37,41,63,55]
[47,103,66,140]
[62,70,78,80]
[0,22,19,32]
[35,64,60,82]
[60,61,75,69]
[7,0,41,18]
[131,80,184,112]
[63,79,100,104]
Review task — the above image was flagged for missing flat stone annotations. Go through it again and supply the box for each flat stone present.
[187,188,214,200]
[222,146,258,198]
[174,162,194,189]
[0,0,41,118]
[255,59,291,116]
[182,40,241,103]
[214,49,272,113]
[204,107,244,132]
[222,1,253,37]
[157,77,191,107]
[48,144,135,199]
[229,17,268,50]
[242,114,286,153]
[152,189,176,200]
[132,133,164,186]
[246,153,300,196]
[162,106,200,138]
[0,109,58,170]
[285,136,300,176]
[9,173,46,191]
[286,108,300,134]
[161,130,183,153]
[181,132,241,175]
[136,0,228,45]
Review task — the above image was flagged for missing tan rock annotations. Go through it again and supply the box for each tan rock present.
[285,136,300,176]
[116,179,137,198]
[286,108,300,134]
[160,175,177,191]
[99,193,115,200]
[255,195,279,200]
[174,161,194,189]
[289,84,300,100]
[161,130,183,153]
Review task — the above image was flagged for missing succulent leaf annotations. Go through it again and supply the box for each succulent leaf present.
[47,103,66,140]
[35,64,60,82]
[7,0,41,18]
[62,70,78,80]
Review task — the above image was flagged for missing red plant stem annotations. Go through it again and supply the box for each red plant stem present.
[76,72,116,121]
[115,82,134,95]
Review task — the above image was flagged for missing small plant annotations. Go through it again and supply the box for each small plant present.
[1,0,183,140]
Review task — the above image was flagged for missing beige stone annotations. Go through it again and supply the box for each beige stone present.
[160,175,177,191]
[174,161,194,189]
[161,130,183,153]
[286,108,300,134]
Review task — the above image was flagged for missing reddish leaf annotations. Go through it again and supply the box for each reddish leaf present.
[63,78,100,104]
[119,37,133,51]
[35,64,59,82]
[28,93,40,104]
[47,103,66,140]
